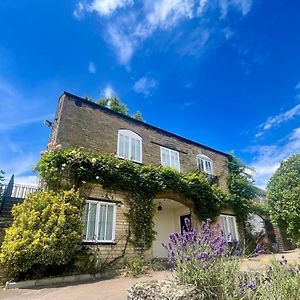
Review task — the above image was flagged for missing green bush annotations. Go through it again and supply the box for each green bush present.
[241,259,300,300]
[0,189,84,278]
[164,219,300,299]
[267,154,300,245]
[122,256,165,277]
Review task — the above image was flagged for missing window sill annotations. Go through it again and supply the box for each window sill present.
[82,241,116,245]
[117,156,143,165]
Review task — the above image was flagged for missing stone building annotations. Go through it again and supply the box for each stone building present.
[49,92,238,259]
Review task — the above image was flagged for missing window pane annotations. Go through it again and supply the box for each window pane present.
[205,161,212,174]
[87,203,97,241]
[170,151,175,167]
[131,138,136,160]
[82,203,89,240]
[228,217,237,241]
[106,205,114,240]
[135,139,141,162]
[161,148,169,166]
[119,134,125,157]
[98,204,107,241]
[124,136,130,158]
[170,151,179,170]
[199,158,204,171]
[175,152,179,170]
[221,217,229,240]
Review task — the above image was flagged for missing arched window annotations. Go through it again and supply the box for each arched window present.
[117,129,142,163]
[197,154,214,175]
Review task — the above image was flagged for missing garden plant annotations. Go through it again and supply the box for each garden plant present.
[163,218,300,300]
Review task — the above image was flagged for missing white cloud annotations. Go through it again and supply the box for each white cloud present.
[73,1,85,19]
[250,127,300,188]
[103,85,116,97]
[74,0,254,65]
[107,24,135,65]
[88,61,96,74]
[89,0,132,16]
[256,104,300,137]
[0,152,38,182]
[295,81,300,90]
[0,78,54,132]
[0,78,55,187]
[133,76,157,97]
[146,0,194,30]
[232,0,252,16]
[74,0,133,18]
[0,114,54,132]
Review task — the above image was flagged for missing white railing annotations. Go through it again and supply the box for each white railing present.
[1,184,39,199]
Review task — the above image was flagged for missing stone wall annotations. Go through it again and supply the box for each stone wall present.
[50,93,230,192]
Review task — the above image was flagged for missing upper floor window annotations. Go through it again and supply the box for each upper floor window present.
[220,214,239,242]
[82,200,116,243]
[117,129,142,163]
[160,146,180,171]
[197,154,214,175]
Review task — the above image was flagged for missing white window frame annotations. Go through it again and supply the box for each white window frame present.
[160,146,180,171]
[117,129,142,163]
[83,200,117,243]
[197,154,214,175]
[220,214,239,242]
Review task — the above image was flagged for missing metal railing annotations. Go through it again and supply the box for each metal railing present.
[0,175,39,213]
[9,184,39,199]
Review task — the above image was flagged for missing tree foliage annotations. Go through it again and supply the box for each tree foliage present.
[132,110,144,121]
[267,154,300,245]
[0,189,84,277]
[0,169,4,182]
[227,156,257,223]
[96,96,145,121]
[98,96,129,115]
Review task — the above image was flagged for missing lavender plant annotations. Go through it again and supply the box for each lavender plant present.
[241,256,300,300]
[163,218,241,298]
[163,219,299,300]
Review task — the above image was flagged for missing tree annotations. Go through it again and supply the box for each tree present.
[227,156,257,223]
[97,96,129,115]
[132,110,144,121]
[267,154,300,245]
[98,96,145,121]
[0,169,4,182]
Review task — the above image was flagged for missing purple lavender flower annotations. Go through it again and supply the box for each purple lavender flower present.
[244,282,257,291]
[162,219,231,271]
[196,252,209,261]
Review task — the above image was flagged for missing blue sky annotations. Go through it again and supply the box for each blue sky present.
[0,0,299,188]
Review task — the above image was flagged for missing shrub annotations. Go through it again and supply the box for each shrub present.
[163,218,300,300]
[163,218,242,298]
[122,256,165,277]
[241,257,300,299]
[0,189,84,278]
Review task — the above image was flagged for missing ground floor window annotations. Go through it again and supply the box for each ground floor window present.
[220,214,239,242]
[82,200,116,243]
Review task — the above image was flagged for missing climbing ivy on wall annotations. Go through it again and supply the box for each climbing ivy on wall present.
[36,148,225,248]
